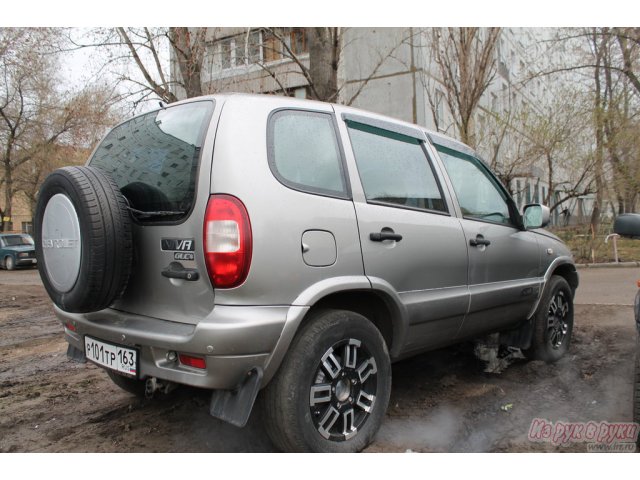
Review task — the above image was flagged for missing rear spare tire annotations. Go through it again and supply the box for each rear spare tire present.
[34,166,133,313]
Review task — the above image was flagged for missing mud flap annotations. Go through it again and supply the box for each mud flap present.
[209,367,263,428]
[67,344,86,363]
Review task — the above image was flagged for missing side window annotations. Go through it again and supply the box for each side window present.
[436,145,512,225]
[268,110,347,197]
[347,122,447,213]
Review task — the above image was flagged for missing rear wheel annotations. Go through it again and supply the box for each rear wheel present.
[524,275,574,363]
[4,256,14,271]
[262,309,391,452]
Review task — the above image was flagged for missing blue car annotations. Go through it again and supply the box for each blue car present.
[0,233,37,270]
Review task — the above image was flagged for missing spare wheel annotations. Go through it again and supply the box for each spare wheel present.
[34,166,133,313]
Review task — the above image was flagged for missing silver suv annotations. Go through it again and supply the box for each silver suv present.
[35,94,578,452]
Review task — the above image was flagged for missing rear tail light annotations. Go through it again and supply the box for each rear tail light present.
[178,354,206,370]
[203,194,252,289]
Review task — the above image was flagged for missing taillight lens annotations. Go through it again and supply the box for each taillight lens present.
[203,195,252,288]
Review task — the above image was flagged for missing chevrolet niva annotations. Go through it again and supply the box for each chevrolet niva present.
[35,94,578,452]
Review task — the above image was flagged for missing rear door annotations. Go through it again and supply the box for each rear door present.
[432,143,541,338]
[89,100,219,324]
[337,113,469,353]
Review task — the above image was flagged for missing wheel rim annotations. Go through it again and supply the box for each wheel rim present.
[6,256,13,269]
[309,338,378,442]
[547,290,570,349]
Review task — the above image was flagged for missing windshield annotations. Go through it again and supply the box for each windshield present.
[2,235,34,246]
[90,101,214,221]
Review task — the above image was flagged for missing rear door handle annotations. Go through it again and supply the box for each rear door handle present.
[469,235,491,247]
[370,229,403,242]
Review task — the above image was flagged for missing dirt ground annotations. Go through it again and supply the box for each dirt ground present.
[0,268,638,453]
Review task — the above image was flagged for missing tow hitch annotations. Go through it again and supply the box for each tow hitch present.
[144,377,177,399]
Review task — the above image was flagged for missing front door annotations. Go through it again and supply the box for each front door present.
[433,144,541,339]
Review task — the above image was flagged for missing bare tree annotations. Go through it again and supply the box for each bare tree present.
[0,28,115,231]
[258,27,412,106]
[425,27,501,148]
[69,27,207,106]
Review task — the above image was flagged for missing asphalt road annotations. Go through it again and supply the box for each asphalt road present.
[574,266,639,306]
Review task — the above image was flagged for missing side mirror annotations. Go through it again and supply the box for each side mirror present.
[523,204,550,229]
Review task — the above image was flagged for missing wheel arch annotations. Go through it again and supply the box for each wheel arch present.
[550,262,579,296]
[262,280,408,385]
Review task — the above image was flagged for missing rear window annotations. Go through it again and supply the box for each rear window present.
[90,101,214,221]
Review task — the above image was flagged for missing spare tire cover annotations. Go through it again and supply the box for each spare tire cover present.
[34,166,133,313]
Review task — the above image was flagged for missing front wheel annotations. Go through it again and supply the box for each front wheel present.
[262,309,391,452]
[5,256,15,270]
[524,275,574,363]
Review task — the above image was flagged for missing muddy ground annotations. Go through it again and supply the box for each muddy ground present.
[0,268,638,452]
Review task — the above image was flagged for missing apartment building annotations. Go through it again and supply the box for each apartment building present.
[173,27,594,225]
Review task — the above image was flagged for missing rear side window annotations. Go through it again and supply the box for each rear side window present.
[90,101,214,221]
[347,122,447,213]
[268,110,348,198]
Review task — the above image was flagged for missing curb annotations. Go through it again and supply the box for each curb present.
[576,261,640,269]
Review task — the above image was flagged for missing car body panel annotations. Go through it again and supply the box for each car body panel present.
[46,93,577,396]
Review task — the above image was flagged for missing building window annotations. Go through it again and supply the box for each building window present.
[262,30,282,62]
[263,28,308,62]
[22,221,33,234]
[220,37,235,69]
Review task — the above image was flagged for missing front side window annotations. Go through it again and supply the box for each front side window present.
[268,110,347,197]
[91,101,214,221]
[435,145,512,225]
[347,122,447,213]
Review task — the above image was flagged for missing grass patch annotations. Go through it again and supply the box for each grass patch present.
[549,224,640,264]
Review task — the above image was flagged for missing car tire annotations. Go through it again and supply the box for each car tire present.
[34,166,133,313]
[262,309,391,452]
[5,255,14,271]
[523,275,574,363]
[106,370,147,397]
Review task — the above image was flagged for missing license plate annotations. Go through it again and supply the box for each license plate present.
[84,336,138,377]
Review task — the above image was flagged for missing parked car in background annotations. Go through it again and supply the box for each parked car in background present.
[34,94,578,452]
[0,233,37,270]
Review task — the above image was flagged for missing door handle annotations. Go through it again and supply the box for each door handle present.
[370,229,403,242]
[162,262,199,281]
[469,235,491,247]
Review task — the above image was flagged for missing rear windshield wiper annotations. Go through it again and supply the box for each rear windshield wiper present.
[128,207,186,219]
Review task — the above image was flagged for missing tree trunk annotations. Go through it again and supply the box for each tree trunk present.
[308,28,339,102]
[590,29,606,236]
[169,27,204,100]
[3,159,12,232]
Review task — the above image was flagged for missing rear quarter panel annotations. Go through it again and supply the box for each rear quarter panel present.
[210,95,365,306]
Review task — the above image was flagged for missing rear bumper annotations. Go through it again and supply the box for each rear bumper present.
[54,303,306,390]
